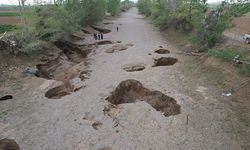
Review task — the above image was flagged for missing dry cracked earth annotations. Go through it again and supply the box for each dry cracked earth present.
[0,8,247,150]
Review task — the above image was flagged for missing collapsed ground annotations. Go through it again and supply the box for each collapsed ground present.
[0,8,250,150]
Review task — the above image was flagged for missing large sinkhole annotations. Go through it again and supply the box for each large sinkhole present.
[154,48,170,54]
[106,79,181,117]
[153,57,178,67]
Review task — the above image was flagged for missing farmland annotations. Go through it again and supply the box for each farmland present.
[0,7,21,33]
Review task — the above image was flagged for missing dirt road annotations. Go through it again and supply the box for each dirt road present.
[0,8,245,150]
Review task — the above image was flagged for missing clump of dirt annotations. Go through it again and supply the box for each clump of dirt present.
[91,25,111,34]
[153,57,178,67]
[0,95,13,101]
[106,79,181,117]
[105,44,133,53]
[122,63,146,72]
[79,71,91,81]
[92,121,103,130]
[155,48,170,54]
[103,103,121,118]
[0,138,20,150]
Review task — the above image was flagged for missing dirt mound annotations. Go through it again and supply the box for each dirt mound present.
[91,25,111,34]
[105,44,133,53]
[155,48,170,54]
[106,79,181,117]
[0,138,20,150]
[153,57,178,67]
[122,63,146,72]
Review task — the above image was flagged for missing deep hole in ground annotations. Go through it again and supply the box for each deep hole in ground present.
[154,49,170,54]
[90,25,111,34]
[35,39,91,99]
[0,95,13,101]
[153,57,178,67]
[122,63,146,72]
[105,44,133,53]
[45,84,70,99]
[0,138,20,150]
[94,40,114,45]
[106,79,181,117]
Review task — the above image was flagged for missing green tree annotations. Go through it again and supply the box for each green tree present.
[107,0,121,16]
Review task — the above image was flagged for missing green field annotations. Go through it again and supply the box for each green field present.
[0,11,20,16]
[0,24,16,33]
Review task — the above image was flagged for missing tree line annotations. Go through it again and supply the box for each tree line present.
[137,0,250,50]
[3,0,134,54]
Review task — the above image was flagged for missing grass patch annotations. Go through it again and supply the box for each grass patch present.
[0,24,16,33]
[0,11,20,16]
[241,63,250,77]
[208,48,241,62]
[208,48,250,77]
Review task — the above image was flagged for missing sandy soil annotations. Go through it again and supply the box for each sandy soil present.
[224,12,250,42]
[0,8,248,150]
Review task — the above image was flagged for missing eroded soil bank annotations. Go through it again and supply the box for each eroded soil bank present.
[0,8,248,150]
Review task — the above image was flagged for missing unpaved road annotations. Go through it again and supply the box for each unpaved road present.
[0,8,245,150]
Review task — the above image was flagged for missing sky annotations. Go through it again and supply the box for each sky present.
[0,0,223,5]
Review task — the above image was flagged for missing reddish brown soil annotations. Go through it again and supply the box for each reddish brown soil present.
[0,16,21,24]
[226,13,250,36]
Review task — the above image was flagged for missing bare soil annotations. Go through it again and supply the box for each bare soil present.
[224,12,250,42]
[0,16,21,24]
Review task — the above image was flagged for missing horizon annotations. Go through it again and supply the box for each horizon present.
[0,0,224,5]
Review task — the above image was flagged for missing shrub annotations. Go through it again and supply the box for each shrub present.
[208,48,241,61]
[241,62,250,77]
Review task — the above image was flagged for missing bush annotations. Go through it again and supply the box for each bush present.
[208,48,241,61]
[21,40,51,54]
[241,62,250,77]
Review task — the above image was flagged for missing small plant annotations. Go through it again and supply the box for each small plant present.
[241,62,250,77]
[208,48,241,61]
